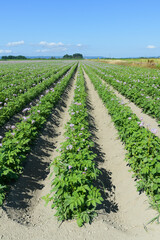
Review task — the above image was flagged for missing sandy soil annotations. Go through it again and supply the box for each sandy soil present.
[0,70,160,240]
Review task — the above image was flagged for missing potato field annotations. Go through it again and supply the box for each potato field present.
[0,60,160,240]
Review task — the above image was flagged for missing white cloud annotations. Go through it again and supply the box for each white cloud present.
[36,47,67,53]
[77,44,82,47]
[146,45,156,49]
[35,41,85,54]
[38,41,83,48]
[39,41,64,47]
[0,49,12,53]
[36,49,50,53]
[7,40,24,46]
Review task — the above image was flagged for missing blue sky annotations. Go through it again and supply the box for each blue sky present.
[0,0,160,57]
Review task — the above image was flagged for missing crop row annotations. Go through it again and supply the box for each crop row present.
[87,62,160,121]
[0,63,77,205]
[44,65,103,227]
[88,61,160,100]
[0,61,70,89]
[0,63,67,102]
[0,64,57,91]
[0,65,74,142]
[0,64,73,127]
[83,65,160,213]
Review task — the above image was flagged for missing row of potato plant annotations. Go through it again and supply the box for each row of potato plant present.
[88,61,160,101]
[83,64,160,214]
[0,65,75,146]
[87,62,160,121]
[0,64,66,102]
[0,64,77,205]
[0,61,69,90]
[0,64,73,126]
[44,65,103,227]
[0,63,42,88]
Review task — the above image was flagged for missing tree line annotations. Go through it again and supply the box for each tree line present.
[1,55,27,60]
[1,53,83,60]
[63,53,83,59]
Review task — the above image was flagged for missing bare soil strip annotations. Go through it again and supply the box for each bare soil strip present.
[0,69,160,240]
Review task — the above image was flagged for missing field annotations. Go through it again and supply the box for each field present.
[1,60,160,239]
[95,58,160,69]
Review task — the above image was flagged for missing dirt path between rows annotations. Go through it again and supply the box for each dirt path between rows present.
[0,69,160,240]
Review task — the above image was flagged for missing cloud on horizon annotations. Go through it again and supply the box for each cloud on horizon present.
[146,45,156,49]
[0,40,85,55]
[77,43,82,47]
[35,41,84,53]
[0,49,12,53]
[39,41,64,47]
[7,40,24,46]
[36,47,67,53]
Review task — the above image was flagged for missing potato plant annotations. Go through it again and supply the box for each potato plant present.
[84,64,160,213]
[0,64,73,126]
[44,66,103,227]
[88,62,160,121]
[0,64,77,205]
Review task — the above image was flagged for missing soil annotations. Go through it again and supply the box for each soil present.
[0,69,160,240]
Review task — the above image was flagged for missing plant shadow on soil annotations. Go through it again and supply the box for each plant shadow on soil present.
[2,76,76,222]
[86,96,119,215]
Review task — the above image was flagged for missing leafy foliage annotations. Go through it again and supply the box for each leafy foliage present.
[88,62,160,121]
[0,63,72,126]
[84,64,160,213]
[63,53,83,59]
[44,66,103,226]
[0,64,77,203]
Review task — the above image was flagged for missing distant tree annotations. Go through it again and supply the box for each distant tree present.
[73,53,83,59]
[8,55,14,59]
[1,55,27,60]
[63,54,72,59]
[50,56,56,60]
[1,56,8,60]
[17,55,27,59]
[63,53,83,59]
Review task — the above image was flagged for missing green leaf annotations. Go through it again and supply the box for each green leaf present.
[77,218,83,227]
